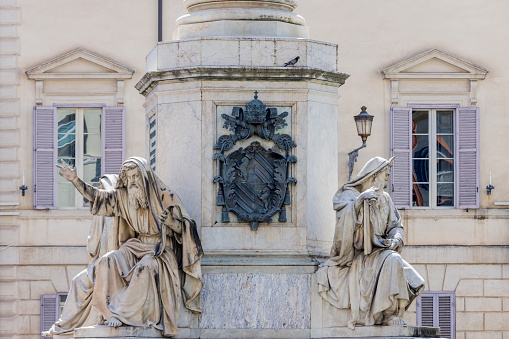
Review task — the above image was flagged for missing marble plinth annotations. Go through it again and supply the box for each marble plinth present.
[73,325,166,339]
[174,0,308,39]
[320,325,441,338]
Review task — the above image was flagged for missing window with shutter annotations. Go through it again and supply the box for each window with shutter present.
[34,106,125,209]
[390,107,412,209]
[103,106,125,175]
[40,293,67,338]
[40,294,58,337]
[456,107,479,209]
[390,106,479,209]
[416,291,456,339]
[34,106,57,209]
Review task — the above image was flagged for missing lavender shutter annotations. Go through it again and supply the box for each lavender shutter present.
[416,292,455,339]
[416,294,434,327]
[34,106,57,209]
[456,107,479,209]
[438,294,455,339]
[102,106,125,175]
[40,294,58,336]
[390,107,412,209]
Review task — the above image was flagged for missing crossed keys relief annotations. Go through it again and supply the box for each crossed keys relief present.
[213,92,297,231]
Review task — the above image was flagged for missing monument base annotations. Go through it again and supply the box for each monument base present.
[72,325,167,339]
[320,325,441,338]
[68,324,441,338]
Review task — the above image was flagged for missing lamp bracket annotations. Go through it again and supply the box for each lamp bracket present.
[348,143,367,181]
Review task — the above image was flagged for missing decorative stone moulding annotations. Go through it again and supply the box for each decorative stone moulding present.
[381,48,488,106]
[174,0,309,39]
[25,48,135,106]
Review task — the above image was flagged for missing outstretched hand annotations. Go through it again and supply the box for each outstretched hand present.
[56,159,77,182]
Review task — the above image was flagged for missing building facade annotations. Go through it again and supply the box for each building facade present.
[0,0,508,338]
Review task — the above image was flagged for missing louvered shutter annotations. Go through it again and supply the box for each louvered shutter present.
[416,291,455,339]
[390,107,412,209]
[34,106,57,209]
[456,107,479,209]
[417,294,434,327]
[40,294,58,337]
[438,294,454,338]
[102,106,125,175]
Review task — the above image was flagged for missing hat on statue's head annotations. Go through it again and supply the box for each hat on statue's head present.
[341,156,394,190]
[355,156,394,181]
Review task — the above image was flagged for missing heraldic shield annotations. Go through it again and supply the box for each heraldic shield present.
[213,92,297,231]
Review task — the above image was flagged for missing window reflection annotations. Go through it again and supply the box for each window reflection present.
[412,111,429,207]
[56,107,102,208]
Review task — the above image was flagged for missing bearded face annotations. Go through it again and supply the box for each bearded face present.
[121,166,148,210]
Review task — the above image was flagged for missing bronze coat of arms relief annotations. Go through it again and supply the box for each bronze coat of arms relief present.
[213,92,297,231]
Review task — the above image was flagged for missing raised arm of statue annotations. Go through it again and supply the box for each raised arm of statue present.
[56,159,100,202]
[56,160,114,214]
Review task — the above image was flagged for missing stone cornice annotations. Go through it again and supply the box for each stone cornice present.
[135,66,349,96]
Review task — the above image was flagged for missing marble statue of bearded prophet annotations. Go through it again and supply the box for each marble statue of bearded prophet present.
[44,157,203,337]
[316,157,425,329]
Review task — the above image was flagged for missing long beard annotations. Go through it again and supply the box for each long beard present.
[128,185,148,210]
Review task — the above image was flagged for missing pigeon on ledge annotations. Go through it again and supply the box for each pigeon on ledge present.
[284,56,300,67]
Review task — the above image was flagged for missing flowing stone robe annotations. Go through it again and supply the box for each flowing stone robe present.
[316,161,424,329]
[47,157,203,337]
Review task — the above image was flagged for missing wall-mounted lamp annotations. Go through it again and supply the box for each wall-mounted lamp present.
[486,171,495,195]
[348,106,374,180]
[19,171,27,196]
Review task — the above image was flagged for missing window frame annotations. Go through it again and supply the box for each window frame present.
[56,106,103,209]
[411,107,456,209]
[416,290,456,339]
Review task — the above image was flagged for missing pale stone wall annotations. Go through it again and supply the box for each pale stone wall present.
[0,0,22,336]
[0,0,507,338]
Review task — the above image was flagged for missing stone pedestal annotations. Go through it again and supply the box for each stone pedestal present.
[133,1,435,337]
[174,0,309,39]
[136,34,346,335]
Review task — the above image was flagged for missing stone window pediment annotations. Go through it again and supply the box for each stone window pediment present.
[381,48,487,79]
[25,48,135,105]
[26,48,134,80]
[381,49,488,107]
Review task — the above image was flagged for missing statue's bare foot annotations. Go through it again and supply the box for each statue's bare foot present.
[106,316,122,327]
[97,314,110,325]
[41,331,53,337]
[383,315,407,326]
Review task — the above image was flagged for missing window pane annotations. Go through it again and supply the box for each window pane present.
[57,109,76,130]
[437,183,454,206]
[437,159,454,182]
[413,159,429,183]
[413,135,429,158]
[83,108,102,134]
[437,135,454,158]
[83,133,101,157]
[57,182,75,208]
[412,183,429,207]
[58,133,75,157]
[412,111,429,134]
[83,157,101,183]
[437,110,454,133]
